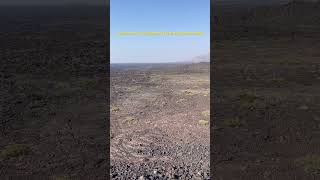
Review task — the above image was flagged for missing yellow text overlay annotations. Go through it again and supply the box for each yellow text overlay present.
[118,32,204,36]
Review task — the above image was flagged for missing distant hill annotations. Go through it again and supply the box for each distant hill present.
[190,54,210,63]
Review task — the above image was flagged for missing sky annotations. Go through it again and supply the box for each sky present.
[110,0,210,63]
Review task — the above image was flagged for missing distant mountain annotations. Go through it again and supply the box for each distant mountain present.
[188,54,210,63]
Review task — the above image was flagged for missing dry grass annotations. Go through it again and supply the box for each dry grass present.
[222,117,243,128]
[197,80,209,84]
[295,155,320,174]
[237,91,267,110]
[111,106,120,112]
[0,144,30,159]
[203,92,209,97]
[198,120,209,126]
[124,116,136,124]
[201,110,210,117]
[182,89,209,97]
[183,90,194,96]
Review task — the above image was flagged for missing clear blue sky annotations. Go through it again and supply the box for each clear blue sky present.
[110,0,210,63]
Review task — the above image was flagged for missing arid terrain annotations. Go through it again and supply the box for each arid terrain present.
[2,1,320,179]
[110,63,210,179]
[212,1,320,179]
[0,6,108,179]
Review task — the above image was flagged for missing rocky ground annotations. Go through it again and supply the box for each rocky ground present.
[110,63,210,179]
[0,6,108,179]
[212,2,320,179]
[212,38,320,179]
